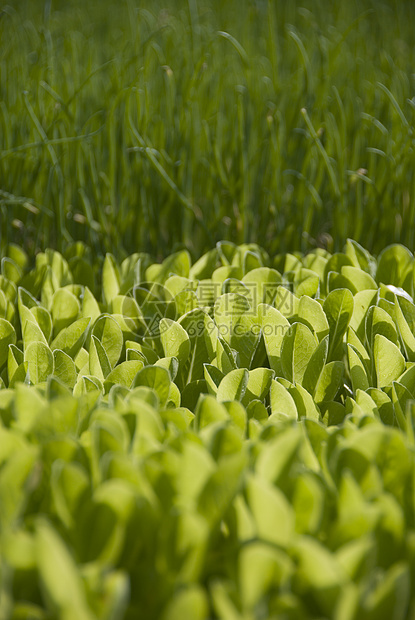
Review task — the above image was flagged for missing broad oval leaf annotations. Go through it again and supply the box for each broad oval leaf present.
[323,288,354,361]
[216,368,249,402]
[53,349,77,388]
[132,365,171,407]
[51,317,91,358]
[374,334,405,388]
[0,319,16,367]
[92,314,123,368]
[24,341,54,385]
[281,322,317,385]
[159,318,191,363]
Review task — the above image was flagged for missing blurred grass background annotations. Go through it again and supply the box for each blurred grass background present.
[1,0,415,259]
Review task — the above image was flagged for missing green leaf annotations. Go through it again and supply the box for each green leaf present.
[242,367,274,406]
[324,252,354,282]
[211,581,243,620]
[391,382,412,430]
[40,249,72,287]
[239,542,292,610]
[374,334,405,388]
[302,336,329,395]
[349,289,378,342]
[195,394,229,429]
[35,518,93,619]
[173,289,199,318]
[9,361,30,387]
[81,287,101,323]
[217,368,249,402]
[397,364,415,397]
[241,267,281,303]
[1,528,36,571]
[47,375,72,399]
[214,337,238,374]
[0,441,38,528]
[376,244,413,287]
[341,266,377,292]
[73,375,103,396]
[287,383,320,421]
[132,365,171,407]
[269,380,298,421]
[160,407,194,432]
[256,426,302,484]
[243,248,263,272]
[223,400,247,432]
[246,399,268,422]
[347,327,371,374]
[272,285,299,319]
[345,239,377,275]
[327,270,356,294]
[7,343,23,382]
[361,562,410,620]
[92,314,123,368]
[6,243,28,270]
[53,349,77,388]
[0,319,16,367]
[347,345,370,392]
[0,289,8,319]
[161,586,209,620]
[103,361,144,393]
[0,274,17,302]
[24,341,54,385]
[2,256,22,284]
[126,347,147,363]
[102,253,121,305]
[51,317,91,358]
[293,473,325,535]
[197,452,246,524]
[366,388,395,425]
[22,319,48,352]
[298,295,329,340]
[146,250,191,283]
[89,335,112,380]
[125,340,158,365]
[394,295,415,361]
[52,288,80,334]
[189,248,218,279]
[178,309,217,382]
[167,381,181,408]
[160,318,191,363]
[50,460,89,529]
[181,380,208,410]
[69,256,95,291]
[32,306,53,342]
[323,288,354,360]
[212,265,243,285]
[257,303,289,373]
[246,473,294,547]
[214,293,259,368]
[293,537,347,614]
[313,361,344,404]
[203,364,224,395]
[280,322,317,385]
[366,305,399,353]
[154,356,179,381]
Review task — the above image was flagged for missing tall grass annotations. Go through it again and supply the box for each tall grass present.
[1,0,415,259]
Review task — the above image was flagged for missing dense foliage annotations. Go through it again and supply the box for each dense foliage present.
[2,1,415,617]
[1,0,415,256]
[1,239,415,618]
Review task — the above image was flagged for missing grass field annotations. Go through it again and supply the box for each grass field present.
[2,0,415,259]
